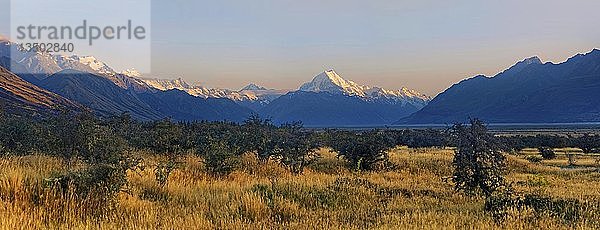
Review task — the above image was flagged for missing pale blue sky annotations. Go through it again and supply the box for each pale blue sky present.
[2,0,600,96]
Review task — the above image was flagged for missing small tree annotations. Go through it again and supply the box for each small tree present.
[330,130,396,171]
[275,122,320,174]
[46,116,141,200]
[44,112,98,167]
[198,133,244,177]
[452,119,507,197]
[241,114,277,161]
[576,134,600,154]
[206,142,239,176]
[538,147,556,160]
[147,119,185,187]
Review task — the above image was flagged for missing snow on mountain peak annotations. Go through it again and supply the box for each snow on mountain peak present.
[300,69,366,97]
[54,55,116,75]
[241,83,268,91]
[299,69,430,103]
[524,56,542,65]
[141,77,192,91]
[120,69,142,78]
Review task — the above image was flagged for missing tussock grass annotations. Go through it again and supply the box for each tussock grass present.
[1,148,600,229]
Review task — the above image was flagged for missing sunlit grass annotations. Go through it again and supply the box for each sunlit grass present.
[1,148,599,229]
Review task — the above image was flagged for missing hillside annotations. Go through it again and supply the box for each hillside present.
[398,49,600,124]
[0,66,80,115]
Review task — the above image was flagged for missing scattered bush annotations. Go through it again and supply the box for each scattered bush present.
[393,129,450,148]
[576,134,600,154]
[526,155,543,163]
[241,114,278,161]
[329,131,396,171]
[200,138,242,177]
[451,119,507,197]
[538,147,556,160]
[146,119,187,186]
[274,123,321,174]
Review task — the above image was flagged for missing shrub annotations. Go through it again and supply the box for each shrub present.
[241,114,278,161]
[329,130,396,171]
[46,129,141,200]
[146,119,187,185]
[195,125,245,177]
[0,116,45,156]
[576,134,600,154]
[452,119,507,197]
[43,112,99,165]
[526,155,543,163]
[538,147,556,160]
[394,129,450,148]
[274,123,320,174]
[201,138,242,177]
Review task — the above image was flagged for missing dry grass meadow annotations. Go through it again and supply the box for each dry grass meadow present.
[1,147,600,229]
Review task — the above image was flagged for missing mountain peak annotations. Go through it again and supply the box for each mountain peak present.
[500,56,543,76]
[522,56,543,65]
[299,69,430,103]
[59,55,116,75]
[120,69,142,78]
[300,69,365,96]
[241,83,268,91]
[510,56,543,68]
[318,69,347,84]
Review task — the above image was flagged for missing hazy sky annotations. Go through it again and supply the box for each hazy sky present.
[2,0,600,96]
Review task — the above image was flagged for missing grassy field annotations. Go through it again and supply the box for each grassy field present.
[1,147,600,229]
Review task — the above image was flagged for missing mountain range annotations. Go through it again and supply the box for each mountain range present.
[3,40,599,126]
[139,69,430,126]
[398,49,600,124]
[0,41,253,122]
[260,70,430,126]
[0,41,428,125]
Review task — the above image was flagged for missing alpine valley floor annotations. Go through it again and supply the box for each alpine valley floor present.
[1,147,599,229]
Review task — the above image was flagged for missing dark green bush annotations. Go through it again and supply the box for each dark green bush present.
[538,147,556,160]
[43,113,142,200]
[394,129,450,148]
[526,155,543,163]
[201,139,242,177]
[452,119,507,197]
[240,114,278,161]
[329,130,396,171]
[274,123,320,174]
[576,134,600,154]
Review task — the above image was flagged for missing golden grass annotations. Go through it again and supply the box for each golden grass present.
[1,148,600,229]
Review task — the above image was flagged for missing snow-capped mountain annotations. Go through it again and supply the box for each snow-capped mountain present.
[299,69,430,106]
[139,78,257,100]
[0,41,117,77]
[259,70,431,126]
[138,78,288,111]
[120,69,142,78]
[62,56,116,75]
[300,70,365,96]
[241,83,268,91]
[0,41,62,77]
